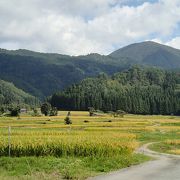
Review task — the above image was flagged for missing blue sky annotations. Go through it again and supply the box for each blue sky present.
[0,0,180,55]
[120,0,158,6]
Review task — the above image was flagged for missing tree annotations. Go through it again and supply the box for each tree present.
[8,105,20,116]
[32,108,40,116]
[41,102,51,116]
[0,106,5,115]
[67,111,71,116]
[88,107,95,116]
[64,116,72,125]
[50,107,58,116]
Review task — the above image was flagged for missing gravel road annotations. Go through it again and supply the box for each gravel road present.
[88,143,180,180]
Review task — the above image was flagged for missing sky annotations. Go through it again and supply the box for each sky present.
[0,0,180,55]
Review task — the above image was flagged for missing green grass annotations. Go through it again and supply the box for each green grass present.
[0,154,150,180]
[137,131,180,143]
[149,142,180,155]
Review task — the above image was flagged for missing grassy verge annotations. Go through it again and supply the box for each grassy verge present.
[149,141,180,155]
[0,154,150,180]
[137,130,180,144]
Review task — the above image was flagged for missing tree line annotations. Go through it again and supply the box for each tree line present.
[50,66,180,115]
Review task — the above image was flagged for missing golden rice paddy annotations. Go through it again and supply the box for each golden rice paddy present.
[0,111,179,157]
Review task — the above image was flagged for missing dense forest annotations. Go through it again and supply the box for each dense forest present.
[0,50,129,98]
[0,80,39,108]
[50,66,180,115]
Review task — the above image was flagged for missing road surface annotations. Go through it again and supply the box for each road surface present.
[88,143,180,180]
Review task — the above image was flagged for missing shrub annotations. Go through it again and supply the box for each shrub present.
[88,107,95,116]
[32,108,40,116]
[50,107,58,116]
[64,116,72,125]
[8,105,20,116]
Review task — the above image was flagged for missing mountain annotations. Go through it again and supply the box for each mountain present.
[0,41,180,99]
[109,41,180,69]
[0,49,129,98]
[50,66,180,115]
[0,79,39,107]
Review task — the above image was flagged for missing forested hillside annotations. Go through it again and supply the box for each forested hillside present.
[0,51,128,98]
[50,66,180,115]
[0,41,180,99]
[110,41,180,69]
[0,80,39,107]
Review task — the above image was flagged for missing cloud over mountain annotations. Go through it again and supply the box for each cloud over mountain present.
[0,0,180,55]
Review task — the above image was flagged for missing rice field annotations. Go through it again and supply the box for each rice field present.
[0,131,137,157]
[0,111,179,157]
[0,111,179,179]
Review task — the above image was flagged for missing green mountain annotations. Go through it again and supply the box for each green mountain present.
[0,41,180,99]
[110,41,180,69]
[0,79,39,107]
[0,50,129,98]
[50,66,180,115]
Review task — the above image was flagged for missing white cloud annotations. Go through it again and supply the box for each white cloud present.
[166,37,180,50]
[150,37,180,50]
[0,0,180,55]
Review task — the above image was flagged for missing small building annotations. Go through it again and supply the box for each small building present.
[20,108,27,113]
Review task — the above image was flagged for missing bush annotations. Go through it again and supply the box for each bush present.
[8,106,20,116]
[111,110,126,118]
[116,110,126,117]
[88,107,95,116]
[32,108,40,116]
[50,107,58,116]
[0,106,5,114]
[64,116,72,125]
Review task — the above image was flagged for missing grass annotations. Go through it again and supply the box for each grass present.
[0,111,179,179]
[150,140,180,155]
[137,130,180,143]
[0,154,150,180]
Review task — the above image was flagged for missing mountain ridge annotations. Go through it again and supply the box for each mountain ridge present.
[0,41,180,99]
[109,41,180,69]
[1,41,180,57]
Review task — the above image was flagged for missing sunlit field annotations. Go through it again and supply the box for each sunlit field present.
[0,111,179,179]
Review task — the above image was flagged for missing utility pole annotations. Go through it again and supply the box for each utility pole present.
[8,126,11,157]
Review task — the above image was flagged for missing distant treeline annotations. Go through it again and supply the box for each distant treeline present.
[50,66,180,115]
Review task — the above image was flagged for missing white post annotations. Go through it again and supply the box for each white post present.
[8,126,11,157]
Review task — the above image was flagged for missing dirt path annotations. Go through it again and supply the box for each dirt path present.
[88,143,180,180]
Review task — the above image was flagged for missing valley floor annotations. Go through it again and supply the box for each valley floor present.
[0,112,179,179]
